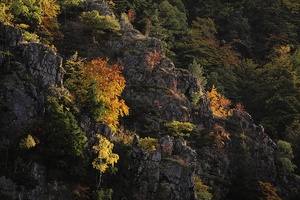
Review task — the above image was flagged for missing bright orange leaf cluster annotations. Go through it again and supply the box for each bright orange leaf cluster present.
[127,9,136,22]
[207,85,232,118]
[204,124,231,147]
[83,58,129,131]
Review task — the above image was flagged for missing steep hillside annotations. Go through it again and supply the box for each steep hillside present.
[1,1,300,200]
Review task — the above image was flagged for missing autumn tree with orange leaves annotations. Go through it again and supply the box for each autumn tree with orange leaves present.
[82,58,129,131]
[65,55,129,132]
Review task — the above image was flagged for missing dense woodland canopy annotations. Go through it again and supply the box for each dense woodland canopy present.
[1,0,300,199]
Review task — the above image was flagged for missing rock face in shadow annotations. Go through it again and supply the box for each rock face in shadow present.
[0,23,62,138]
[0,23,74,200]
[132,136,197,200]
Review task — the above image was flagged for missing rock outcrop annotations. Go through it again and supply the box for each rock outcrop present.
[132,136,197,200]
[116,17,205,135]
[0,163,74,200]
[0,23,62,139]
[0,23,67,200]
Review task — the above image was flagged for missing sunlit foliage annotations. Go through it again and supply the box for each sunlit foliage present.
[80,10,120,36]
[64,55,129,132]
[207,85,232,118]
[19,135,36,150]
[92,134,119,173]
[82,58,129,131]
[114,129,135,146]
[139,137,158,154]
[194,175,213,200]
[7,0,61,43]
[64,52,86,101]
[0,3,13,25]
[164,121,195,137]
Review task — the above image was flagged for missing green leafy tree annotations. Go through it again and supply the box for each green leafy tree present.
[285,119,300,174]
[64,54,104,120]
[164,121,195,137]
[188,59,207,88]
[57,0,81,25]
[6,0,61,44]
[10,0,43,29]
[175,17,240,69]
[194,175,213,200]
[130,0,187,58]
[64,52,86,101]
[139,137,158,154]
[238,47,300,138]
[83,80,106,122]
[80,10,120,38]
[57,0,80,8]
[168,0,186,13]
[277,140,296,174]
[111,0,129,16]
[176,17,241,99]
[242,0,299,59]
[183,0,300,60]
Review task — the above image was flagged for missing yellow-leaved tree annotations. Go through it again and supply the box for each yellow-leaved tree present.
[207,85,232,118]
[92,134,119,187]
[82,58,129,131]
[19,135,36,150]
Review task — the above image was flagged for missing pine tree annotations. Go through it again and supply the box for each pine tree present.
[44,96,88,178]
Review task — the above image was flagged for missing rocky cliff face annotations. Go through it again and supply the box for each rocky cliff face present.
[0,23,62,139]
[0,23,74,200]
[116,16,211,135]
[1,1,300,199]
[131,136,197,200]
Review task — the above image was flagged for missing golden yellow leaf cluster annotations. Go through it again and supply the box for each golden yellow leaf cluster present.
[207,85,232,118]
[92,134,119,173]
